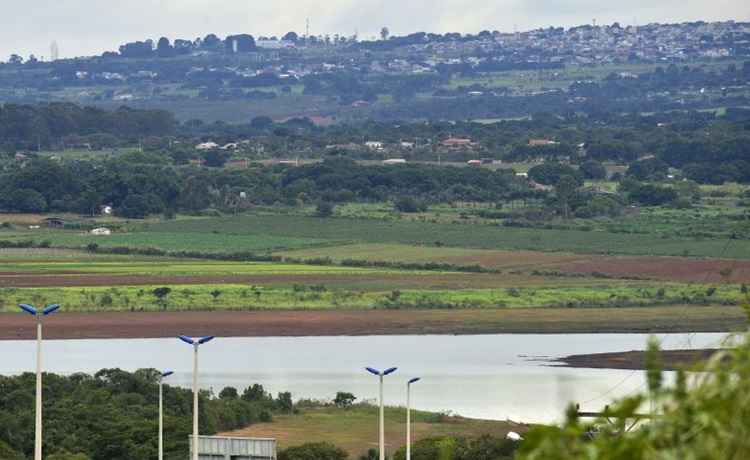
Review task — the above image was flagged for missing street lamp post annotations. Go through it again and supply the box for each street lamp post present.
[18,303,60,460]
[406,377,421,460]
[366,367,397,460]
[159,370,174,460]
[179,335,215,460]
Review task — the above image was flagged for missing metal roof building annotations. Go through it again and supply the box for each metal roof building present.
[190,436,277,460]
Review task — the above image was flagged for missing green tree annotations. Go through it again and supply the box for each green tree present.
[276,392,293,413]
[242,384,270,402]
[333,392,357,408]
[554,175,580,219]
[118,194,150,219]
[580,160,607,180]
[152,287,172,310]
[9,189,47,212]
[219,387,239,399]
[279,442,348,460]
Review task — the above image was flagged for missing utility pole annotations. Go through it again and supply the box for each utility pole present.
[179,336,215,460]
[406,378,421,460]
[366,367,397,460]
[159,371,174,460]
[18,303,61,460]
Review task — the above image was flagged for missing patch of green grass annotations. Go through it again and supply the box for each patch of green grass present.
[223,405,520,457]
[146,214,750,259]
[0,283,741,313]
[278,243,585,269]
[0,229,335,253]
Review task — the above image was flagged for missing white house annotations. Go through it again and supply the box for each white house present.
[195,142,219,150]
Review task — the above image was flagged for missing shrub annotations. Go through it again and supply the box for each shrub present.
[315,201,335,217]
[394,196,428,213]
[152,287,172,310]
[278,443,348,460]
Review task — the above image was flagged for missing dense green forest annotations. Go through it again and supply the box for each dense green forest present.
[0,157,534,217]
[0,104,175,148]
[0,369,292,460]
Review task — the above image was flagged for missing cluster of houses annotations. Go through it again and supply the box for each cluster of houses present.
[19,20,747,105]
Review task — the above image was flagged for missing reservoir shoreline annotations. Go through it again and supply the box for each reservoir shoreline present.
[0,306,745,341]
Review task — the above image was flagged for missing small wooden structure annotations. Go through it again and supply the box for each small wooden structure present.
[43,217,66,228]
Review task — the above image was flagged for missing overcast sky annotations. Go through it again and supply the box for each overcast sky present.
[4,0,748,60]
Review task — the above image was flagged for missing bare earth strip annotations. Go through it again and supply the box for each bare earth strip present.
[557,256,750,283]
[0,272,616,289]
[0,306,745,341]
[280,244,750,283]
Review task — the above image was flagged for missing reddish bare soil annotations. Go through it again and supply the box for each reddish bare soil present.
[0,272,561,289]
[0,306,745,341]
[557,256,750,283]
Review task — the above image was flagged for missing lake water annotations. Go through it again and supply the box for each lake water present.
[0,333,730,423]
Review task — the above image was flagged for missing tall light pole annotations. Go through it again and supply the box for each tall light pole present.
[18,303,60,460]
[159,370,174,460]
[179,335,215,460]
[406,377,421,460]
[366,367,397,460]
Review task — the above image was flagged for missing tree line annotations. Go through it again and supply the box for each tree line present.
[0,157,534,217]
[0,369,292,460]
[0,103,175,151]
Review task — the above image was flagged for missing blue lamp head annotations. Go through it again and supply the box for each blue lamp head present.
[161,370,174,378]
[43,304,60,315]
[197,336,215,345]
[178,336,195,345]
[408,377,421,384]
[19,304,38,316]
[383,367,398,376]
[366,367,381,376]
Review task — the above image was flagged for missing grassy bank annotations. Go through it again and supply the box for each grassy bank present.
[222,405,525,457]
[1,283,744,313]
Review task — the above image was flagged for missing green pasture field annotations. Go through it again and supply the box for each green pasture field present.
[1,282,742,313]
[0,229,335,253]
[223,405,521,457]
[278,243,586,269]
[109,93,340,123]
[445,60,746,93]
[145,214,750,259]
[0,247,178,262]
